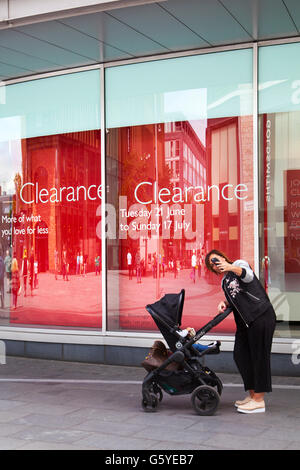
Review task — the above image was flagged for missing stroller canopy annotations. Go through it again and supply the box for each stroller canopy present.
[146,289,185,351]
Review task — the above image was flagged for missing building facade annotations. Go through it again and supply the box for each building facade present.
[0,0,299,375]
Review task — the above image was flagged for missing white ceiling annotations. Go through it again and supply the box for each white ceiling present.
[1,0,300,81]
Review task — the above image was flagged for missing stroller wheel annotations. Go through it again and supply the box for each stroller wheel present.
[191,385,220,416]
[141,392,158,412]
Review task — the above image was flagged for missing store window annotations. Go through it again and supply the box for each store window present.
[259,42,300,338]
[0,70,102,328]
[105,49,254,333]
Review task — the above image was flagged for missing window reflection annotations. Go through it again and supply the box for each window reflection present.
[260,112,300,337]
[0,130,102,328]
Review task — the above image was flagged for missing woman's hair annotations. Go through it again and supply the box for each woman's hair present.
[205,249,233,273]
[11,258,19,272]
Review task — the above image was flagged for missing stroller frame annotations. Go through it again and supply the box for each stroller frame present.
[142,289,232,415]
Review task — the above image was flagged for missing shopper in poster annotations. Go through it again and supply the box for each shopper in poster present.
[54,248,59,280]
[152,254,157,279]
[135,249,142,283]
[197,253,202,279]
[29,247,34,296]
[76,252,80,275]
[4,250,11,293]
[127,251,132,280]
[191,251,197,283]
[95,255,101,276]
[62,248,69,281]
[34,259,38,288]
[79,251,84,276]
[21,249,28,297]
[205,249,276,414]
[11,258,20,310]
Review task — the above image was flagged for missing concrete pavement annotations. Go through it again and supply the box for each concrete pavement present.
[0,356,299,450]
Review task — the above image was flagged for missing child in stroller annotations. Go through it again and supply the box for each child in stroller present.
[177,326,219,353]
[141,289,232,415]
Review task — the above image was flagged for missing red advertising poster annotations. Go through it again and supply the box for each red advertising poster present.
[2,130,102,327]
[106,117,254,333]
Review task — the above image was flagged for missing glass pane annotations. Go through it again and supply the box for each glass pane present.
[0,71,102,328]
[106,50,254,334]
[259,43,300,339]
[0,70,101,140]
[106,49,253,128]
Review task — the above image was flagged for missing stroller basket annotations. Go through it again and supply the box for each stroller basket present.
[156,369,197,395]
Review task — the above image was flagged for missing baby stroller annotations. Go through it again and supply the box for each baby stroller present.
[141,289,232,416]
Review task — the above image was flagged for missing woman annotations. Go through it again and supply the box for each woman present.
[205,249,276,414]
[11,258,20,310]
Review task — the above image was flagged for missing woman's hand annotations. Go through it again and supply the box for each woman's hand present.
[186,327,196,337]
[214,259,232,273]
[214,259,243,277]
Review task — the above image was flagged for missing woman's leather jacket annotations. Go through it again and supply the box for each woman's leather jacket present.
[222,260,272,328]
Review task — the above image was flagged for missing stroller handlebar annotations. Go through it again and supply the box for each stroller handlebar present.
[185,307,233,347]
[195,307,233,341]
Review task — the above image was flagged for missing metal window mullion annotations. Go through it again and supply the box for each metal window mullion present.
[100,64,107,335]
[253,42,259,276]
